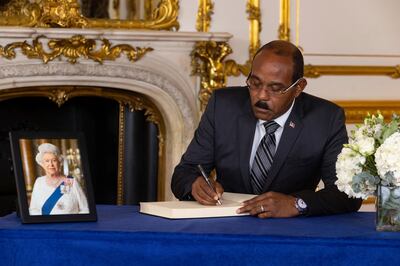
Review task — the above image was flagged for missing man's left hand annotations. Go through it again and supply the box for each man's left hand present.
[237,191,299,218]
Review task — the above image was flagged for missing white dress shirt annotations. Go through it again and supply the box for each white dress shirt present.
[249,99,295,169]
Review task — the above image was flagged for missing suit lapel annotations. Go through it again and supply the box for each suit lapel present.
[238,101,257,193]
[262,98,304,191]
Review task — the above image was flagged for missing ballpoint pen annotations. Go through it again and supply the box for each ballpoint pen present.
[197,164,222,205]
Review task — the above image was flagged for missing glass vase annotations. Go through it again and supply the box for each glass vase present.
[376,185,400,231]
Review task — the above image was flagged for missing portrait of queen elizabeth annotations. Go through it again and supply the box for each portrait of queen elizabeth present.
[29,143,89,215]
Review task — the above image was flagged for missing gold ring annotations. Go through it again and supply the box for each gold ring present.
[260,205,265,212]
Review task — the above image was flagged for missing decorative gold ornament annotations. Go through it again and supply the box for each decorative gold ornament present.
[38,0,88,27]
[0,0,41,27]
[49,88,70,107]
[0,35,153,64]
[304,65,400,79]
[246,0,261,60]
[0,0,87,27]
[191,41,232,110]
[335,101,400,124]
[278,0,290,41]
[196,0,214,32]
[0,0,179,30]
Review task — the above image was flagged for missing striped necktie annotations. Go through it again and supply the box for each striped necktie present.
[250,121,280,194]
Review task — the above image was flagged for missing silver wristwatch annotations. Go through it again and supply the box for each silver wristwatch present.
[294,198,308,215]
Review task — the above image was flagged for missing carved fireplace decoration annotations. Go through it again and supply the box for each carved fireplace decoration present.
[0,35,153,64]
[0,0,179,30]
[0,86,166,204]
[0,0,232,212]
[191,41,232,111]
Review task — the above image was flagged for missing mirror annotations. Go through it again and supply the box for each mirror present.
[0,0,179,30]
[79,0,160,20]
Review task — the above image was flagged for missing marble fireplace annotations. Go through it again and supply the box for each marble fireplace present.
[0,27,231,202]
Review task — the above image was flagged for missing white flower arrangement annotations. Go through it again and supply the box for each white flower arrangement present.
[335,112,400,199]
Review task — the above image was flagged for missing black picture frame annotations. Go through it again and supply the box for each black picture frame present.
[9,131,97,223]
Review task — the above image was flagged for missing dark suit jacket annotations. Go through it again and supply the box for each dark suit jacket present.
[171,87,362,216]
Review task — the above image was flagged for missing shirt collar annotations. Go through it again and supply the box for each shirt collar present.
[257,99,296,128]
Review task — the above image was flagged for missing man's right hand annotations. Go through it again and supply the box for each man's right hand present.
[191,176,224,205]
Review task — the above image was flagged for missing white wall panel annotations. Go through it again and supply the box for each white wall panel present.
[178,0,400,99]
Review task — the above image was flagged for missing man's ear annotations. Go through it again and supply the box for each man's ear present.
[294,78,307,97]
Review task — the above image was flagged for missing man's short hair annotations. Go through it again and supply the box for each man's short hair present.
[254,40,304,83]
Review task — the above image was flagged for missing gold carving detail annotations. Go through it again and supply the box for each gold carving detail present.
[49,89,71,107]
[38,0,88,28]
[0,0,41,27]
[304,65,400,79]
[335,101,400,124]
[0,0,87,27]
[0,0,179,30]
[278,0,290,41]
[196,0,214,32]
[246,0,261,59]
[0,35,153,64]
[191,41,232,110]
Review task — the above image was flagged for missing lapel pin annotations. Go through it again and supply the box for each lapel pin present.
[289,121,295,128]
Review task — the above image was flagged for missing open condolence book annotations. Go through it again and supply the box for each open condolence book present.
[139,192,256,219]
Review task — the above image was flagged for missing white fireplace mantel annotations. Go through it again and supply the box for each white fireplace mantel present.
[0,27,232,200]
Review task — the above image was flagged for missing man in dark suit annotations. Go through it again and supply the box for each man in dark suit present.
[171,40,362,217]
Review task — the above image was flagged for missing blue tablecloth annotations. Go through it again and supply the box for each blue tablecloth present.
[0,205,399,266]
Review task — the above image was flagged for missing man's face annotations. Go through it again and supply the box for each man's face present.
[248,50,305,121]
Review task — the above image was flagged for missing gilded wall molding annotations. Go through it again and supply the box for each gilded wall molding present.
[196,0,214,32]
[0,35,153,64]
[0,86,166,202]
[191,41,232,110]
[0,0,179,30]
[247,0,261,61]
[278,0,290,41]
[335,101,400,124]
[304,65,400,79]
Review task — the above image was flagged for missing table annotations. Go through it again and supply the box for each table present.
[0,205,399,266]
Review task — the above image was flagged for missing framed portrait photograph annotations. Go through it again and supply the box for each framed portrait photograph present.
[9,131,97,223]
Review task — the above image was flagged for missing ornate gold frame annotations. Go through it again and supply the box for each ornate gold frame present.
[0,35,153,64]
[336,101,400,124]
[0,86,166,203]
[191,41,232,110]
[278,0,290,41]
[304,65,400,79]
[193,0,260,109]
[0,0,179,30]
[196,0,213,32]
